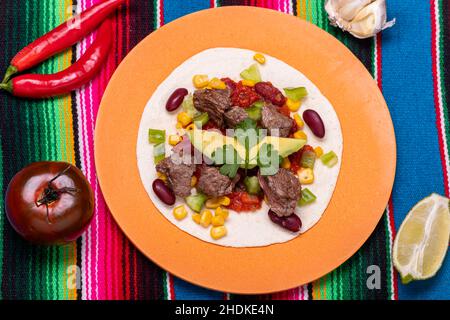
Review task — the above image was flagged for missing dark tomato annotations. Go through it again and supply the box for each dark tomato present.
[5,162,94,245]
[228,191,262,212]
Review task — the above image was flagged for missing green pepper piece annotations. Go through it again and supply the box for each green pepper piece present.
[321,151,338,168]
[193,112,210,128]
[244,176,261,195]
[186,193,208,212]
[240,64,262,83]
[298,188,317,206]
[149,128,166,144]
[300,150,316,169]
[284,87,308,101]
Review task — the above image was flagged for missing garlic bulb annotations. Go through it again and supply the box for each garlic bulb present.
[325,0,395,39]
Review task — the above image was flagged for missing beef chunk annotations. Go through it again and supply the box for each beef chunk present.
[156,156,195,197]
[260,104,293,137]
[193,89,231,127]
[258,168,301,217]
[224,106,248,128]
[197,166,238,197]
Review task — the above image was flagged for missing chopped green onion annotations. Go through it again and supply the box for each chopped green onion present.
[284,87,308,101]
[244,176,261,195]
[186,193,208,212]
[298,188,317,206]
[240,64,262,83]
[153,143,165,164]
[321,151,338,168]
[182,94,200,118]
[193,112,209,128]
[300,150,316,169]
[149,129,166,144]
[245,104,262,121]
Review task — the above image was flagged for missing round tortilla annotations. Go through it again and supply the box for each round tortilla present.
[137,48,343,247]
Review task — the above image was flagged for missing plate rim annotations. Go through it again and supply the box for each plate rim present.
[95,6,397,294]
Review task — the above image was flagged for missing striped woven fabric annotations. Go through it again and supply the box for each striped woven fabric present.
[0,0,448,300]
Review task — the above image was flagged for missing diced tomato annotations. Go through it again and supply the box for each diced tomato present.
[228,191,262,212]
[289,145,314,173]
[278,104,291,117]
[231,81,261,108]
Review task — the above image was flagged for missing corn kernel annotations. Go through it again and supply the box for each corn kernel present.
[176,122,184,129]
[157,172,168,182]
[281,157,291,169]
[294,114,304,128]
[200,209,213,228]
[241,79,256,87]
[264,195,268,204]
[185,123,196,131]
[191,176,198,187]
[215,207,229,220]
[298,168,314,184]
[219,196,231,206]
[209,77,227,90]
[211,215,225,227]
[206,198,221,209]
[177,112,193,127]
[168,135,182,146]
[253,53,266,65]
[192,213,201,224]
[210,226,227,240]
[206,196,230,209]
[293,130,307,140]
[314,146,324,158]
[173,205,188,220]
[193,74,209,88]
[286,98,302,112]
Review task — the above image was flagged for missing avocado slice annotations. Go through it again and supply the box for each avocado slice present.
[188,129,246,161]
[189,129,306,166]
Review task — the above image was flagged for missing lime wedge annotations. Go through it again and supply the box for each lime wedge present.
[393,194,450,284]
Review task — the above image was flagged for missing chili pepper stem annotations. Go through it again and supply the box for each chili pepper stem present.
[0,81,12,93]
[2,65,17,84]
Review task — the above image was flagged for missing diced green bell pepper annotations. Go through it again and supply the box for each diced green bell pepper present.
[153,143,165,164]
[321,151,338,168]
[298,188,317,206]
[240,64,262,83]
[149,128,166,144]
[193,112,209,128]
[300,150,316,169]
[244,176,261,195]
[186,193,208,212]
[283,87,308,101]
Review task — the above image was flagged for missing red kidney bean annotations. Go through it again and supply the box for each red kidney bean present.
[166,88,188,112]
[254,82,286,106]
[268,210,302,232]
[303,109,325,138]
[152,179,176,205]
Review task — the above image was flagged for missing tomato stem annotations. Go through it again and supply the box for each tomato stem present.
[36,165,80,224]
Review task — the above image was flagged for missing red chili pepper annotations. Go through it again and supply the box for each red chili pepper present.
[0,20,112,98]
[2,0,125,83]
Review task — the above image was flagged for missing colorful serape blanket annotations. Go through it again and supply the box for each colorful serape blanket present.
[0,0,448,300]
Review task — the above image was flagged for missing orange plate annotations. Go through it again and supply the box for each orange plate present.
[95,7,396,294]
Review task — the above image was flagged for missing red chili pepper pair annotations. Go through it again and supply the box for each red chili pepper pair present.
[0,0,125,99]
